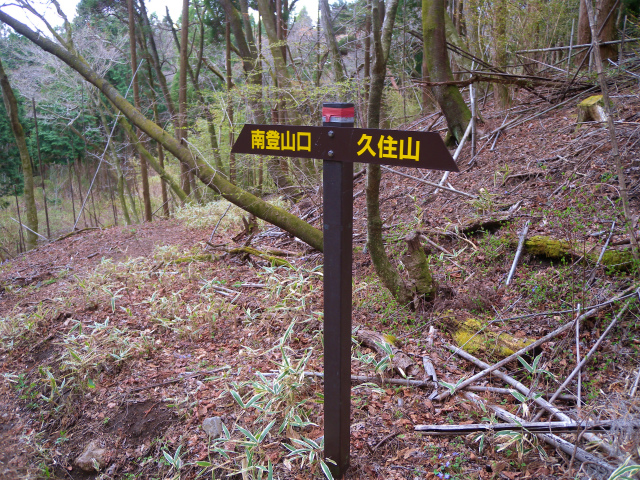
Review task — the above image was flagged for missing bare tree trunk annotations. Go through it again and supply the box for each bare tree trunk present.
[67,158,77,225]
[583,0,639,261]
[422,0,471,142]
[226,20,236,184]
[320,0,346,82]
[578,0,620,64]
[14,187,25,252]
[96,100,132,225]
[31,98,50,238]
[223,0,298,194]
[597,0,619,62]
[0,59,38,249]
[366,0,414,306]
[139,0,176,122]
[74,157,89,227]
[128,0,152,221]
[178,0,191,197]
[492,0,510,109]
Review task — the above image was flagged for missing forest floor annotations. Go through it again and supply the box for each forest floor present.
[1,81,640,480]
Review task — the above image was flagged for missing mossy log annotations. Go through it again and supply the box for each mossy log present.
[449,317,534,360]
[227,246,293,268]
[524,236,573,260]
[522,235,634,270]
[172,254,216,263]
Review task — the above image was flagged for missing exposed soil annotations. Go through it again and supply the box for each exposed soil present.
[1,83,640,480]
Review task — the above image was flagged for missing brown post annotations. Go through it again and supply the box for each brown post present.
[322,103,354,478]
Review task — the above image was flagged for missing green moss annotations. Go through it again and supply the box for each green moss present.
[524,236,572,259]
[453,318,533,360]
[382,333,399,346]
[578,95,603,107]
[599,250,635,271]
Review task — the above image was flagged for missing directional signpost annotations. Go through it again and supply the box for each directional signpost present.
[232,103,458,478]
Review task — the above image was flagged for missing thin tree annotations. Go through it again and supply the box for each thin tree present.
[0,58,38,249]
[128,0,152,221]
[177,0,191,197]
[422,0,471,142]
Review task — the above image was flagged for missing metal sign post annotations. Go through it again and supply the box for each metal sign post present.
[231,106,458,479]
[321,103,354,477]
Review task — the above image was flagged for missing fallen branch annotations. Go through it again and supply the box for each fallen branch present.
[536,298,634,416]
[381,165,477,199]
[463,385,574,401]
[208,203,232,243]
[420,235,467,273]
[588,221,616,285]
[54,227,100,242]
[415,419,634,435]
[436,286,636,401]
[128,367,228,393]
[10,217,48,241]
[462,391,615,478]
[445,341,637,464]
[506,220,530,285]
[435,120,473,194]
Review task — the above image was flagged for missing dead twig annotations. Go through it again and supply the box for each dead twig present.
[208,203,232,243]
[373,431,402,451]
[588,221,616,285]
[535,298,634,418]
[462,391,616,477]
[445,340,637,464]
[436,286,636,402]
[381,166,477,199]
[505,221,530,285]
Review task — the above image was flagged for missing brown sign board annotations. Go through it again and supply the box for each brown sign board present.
[231,124,459,172]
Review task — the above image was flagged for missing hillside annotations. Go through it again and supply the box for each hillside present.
[1,82,639,480]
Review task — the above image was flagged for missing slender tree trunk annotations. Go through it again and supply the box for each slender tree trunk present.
[226,20,236,184]
[128,0,152,221]
[492,0,510,109]
[178,0,191,197]
[151,100,170,217]
[583,0,639,261]
[74,157,89,227]
[67,158,77,225]
[0,59,38,249]
[366,0,414,306]
[32,98,50,238]
[96,101,131,225]
[320,0,346,82]
[14,187,25,252]
[422,0,471,142]
[577,0,591,65]
[139,0,177,123]
[106,166,118,225]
